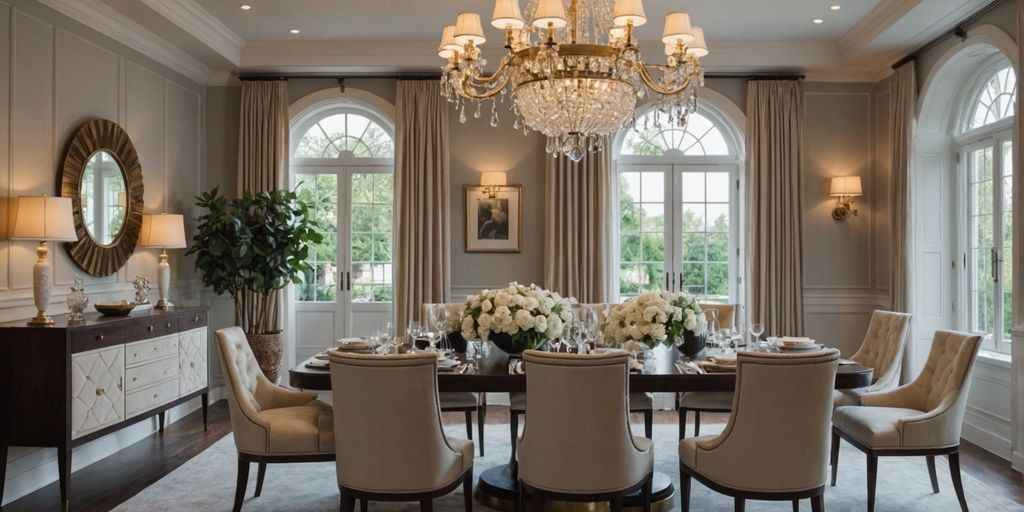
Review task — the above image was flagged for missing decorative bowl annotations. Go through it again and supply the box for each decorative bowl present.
[680,331,706,358]
[489,332,529,356]
[94,302,136,316]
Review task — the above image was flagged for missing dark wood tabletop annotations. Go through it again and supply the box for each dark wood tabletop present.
[288,343,873,393]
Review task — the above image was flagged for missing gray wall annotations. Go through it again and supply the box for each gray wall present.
[0,0,207,504]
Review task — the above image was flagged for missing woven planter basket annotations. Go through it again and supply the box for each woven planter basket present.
[247,331,283,383]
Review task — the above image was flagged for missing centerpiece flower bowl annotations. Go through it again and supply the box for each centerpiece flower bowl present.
[460,282,575,357]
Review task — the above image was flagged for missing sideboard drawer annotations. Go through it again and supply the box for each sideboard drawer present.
[126,378,178,417]
[179,311,208,331]
[71,325,126,353]
[126,317,178,342]
[126,335,179,367]
[125,356,179,392]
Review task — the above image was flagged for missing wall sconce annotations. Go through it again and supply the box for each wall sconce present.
[829,176,862,221]
[480,171,507,199]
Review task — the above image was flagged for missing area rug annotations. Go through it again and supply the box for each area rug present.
[114,423,1022,511]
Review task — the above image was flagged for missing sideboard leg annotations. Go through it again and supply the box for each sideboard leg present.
[202,392,209,432]
[158,411,165,433]
[57,444,71,512]
[1,444,8,505]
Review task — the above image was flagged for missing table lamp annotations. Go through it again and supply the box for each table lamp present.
[9,195,79,326]
[139,213,186,310]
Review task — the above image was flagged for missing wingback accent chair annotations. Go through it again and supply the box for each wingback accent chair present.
[216,327,335,512]
[679,349,840,512]
[516,350,654,512]
[676,303,741,440]
[831,330,982,512]
[833,310,911,408]
[329,351,474,512]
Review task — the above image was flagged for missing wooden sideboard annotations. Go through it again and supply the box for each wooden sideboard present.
[0,306,209,511]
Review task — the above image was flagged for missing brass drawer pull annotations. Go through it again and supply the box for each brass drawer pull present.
[132,376,138,382]
[96,334,104,341]
[166,322,172,328]
[190,362,196,368]
[153,393,158,399]
[147,325,154,332]
[117,377,123,391]
[95,387,105,396]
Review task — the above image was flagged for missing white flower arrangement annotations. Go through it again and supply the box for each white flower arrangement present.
[603,291,707,348]
[461,282,576,350]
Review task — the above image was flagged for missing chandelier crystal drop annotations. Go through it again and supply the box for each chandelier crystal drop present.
[439,0,707,161]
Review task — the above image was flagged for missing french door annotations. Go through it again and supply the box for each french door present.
[617,163,740,303]
[960,132,1013,352]
[293,165,394,360]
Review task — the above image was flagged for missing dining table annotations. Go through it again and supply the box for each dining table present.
[289,343,873,512]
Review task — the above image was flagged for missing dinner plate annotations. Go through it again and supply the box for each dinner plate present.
[775,343,823,352]
[437,358,460,369]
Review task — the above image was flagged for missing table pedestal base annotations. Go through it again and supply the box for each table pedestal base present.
[475,464,674,512]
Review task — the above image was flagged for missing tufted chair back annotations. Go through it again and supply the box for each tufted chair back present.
[517,350,652,494]
[684,350,839,492]
[329,351,466,493]
[698,303,737,330]
[851,310,911,392]
[859,330,982,448]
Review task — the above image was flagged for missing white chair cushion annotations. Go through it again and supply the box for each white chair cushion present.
[679,391,734,410]
[832,405,925,449]
[256,400,334,454]
[440,392,479,409]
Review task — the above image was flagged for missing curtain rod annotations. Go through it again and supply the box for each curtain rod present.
[237,72,803,82]
[891,0,1005,69]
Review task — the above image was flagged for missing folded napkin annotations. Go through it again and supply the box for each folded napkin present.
[777,337,816,347]
[708,355,737,365]
[305,359,329,369]
[335,338,373,353]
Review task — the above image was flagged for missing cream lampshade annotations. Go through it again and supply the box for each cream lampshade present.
[438,25,458,58]
[10,195,78,326]
[829,176,863,196]
[532,0,567,29]
[139,213,186,310]
[662,12,694,45]
[686,27,709,57]
[454,12,487,46]
[613,0,647,27]
[491,0,525,29]
[481,171,508,198]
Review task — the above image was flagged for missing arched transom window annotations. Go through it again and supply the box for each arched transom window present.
[294,111,394,159]
[965,65,1016,131]
[621,111,731,156]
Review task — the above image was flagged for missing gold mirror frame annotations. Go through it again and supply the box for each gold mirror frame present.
[60,119,144,277]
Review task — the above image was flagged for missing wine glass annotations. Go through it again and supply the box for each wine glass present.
[749,322,765,351]
[429,305,450,352]
[406,321,423,351]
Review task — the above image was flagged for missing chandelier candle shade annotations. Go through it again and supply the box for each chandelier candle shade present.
[139,213,187,310]
[10,196,79,326]
[440,0,707,161]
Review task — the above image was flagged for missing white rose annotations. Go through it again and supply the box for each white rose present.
[523,297,540,312]
[461,316,475,333]
[514,309,535,330]
[548,315,564,338]
[507,323,520,335]
[685,316,697,331]
[650,323,667,340]
[560,309,573,323]
[511,294,524,307]
[481,299,493,312]
[478,313,493,329]
[495,294,512,307]
[534,314,548,334]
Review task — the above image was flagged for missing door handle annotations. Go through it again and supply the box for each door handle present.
[664,272,669,290]
[671,272,677,292]
[991,248,1001,283]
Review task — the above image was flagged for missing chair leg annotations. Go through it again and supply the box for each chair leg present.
[793,499,799,511]
[517,483,526,512]
[734,497,745,512]
[678,408,687,440]
[610,495,623,512]
[679,469,692,512]
[949,451,969,512]
[643,410,653,439]
[642,475,652,512]
[344,495,355,512]
[829,429,840,486]
[510,412,520,463]
[694,411,701,437]
[927,455,940,493]
[420,499,433,512]
[810,493,824,512]
[359,498,367,512]
[463,467,474,512]
[477,404,486,457]
[465,410,473,440]
[254,462,267,497]
[233,458,250,512]
[866,454,878,512]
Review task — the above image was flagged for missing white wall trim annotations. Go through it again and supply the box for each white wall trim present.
[33,0,212,84]
[137,0,244,66]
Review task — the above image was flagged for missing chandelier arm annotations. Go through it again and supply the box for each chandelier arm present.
[464,56,513,85]
[456,74,512,100]
[637,63,701,96]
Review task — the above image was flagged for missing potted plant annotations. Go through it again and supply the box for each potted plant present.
[187,187,323,382]
[603,291,708,357]
[460,282,575,356]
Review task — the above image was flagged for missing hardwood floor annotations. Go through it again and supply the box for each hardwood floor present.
[3,403,1022,511]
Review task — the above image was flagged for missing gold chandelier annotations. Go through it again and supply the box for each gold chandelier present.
[439,0,707,161]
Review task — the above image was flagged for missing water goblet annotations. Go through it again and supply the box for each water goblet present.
[749,323,765,351]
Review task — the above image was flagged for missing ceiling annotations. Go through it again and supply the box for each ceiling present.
[46,0,997,84]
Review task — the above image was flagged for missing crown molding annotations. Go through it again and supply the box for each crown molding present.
[138,0,244,66]
[839,0,993,61]
[206,70,240,86]
[838,0,923,57]
[35,0,212,84]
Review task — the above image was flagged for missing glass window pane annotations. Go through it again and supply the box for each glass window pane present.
[681,233,705,262]
[620,233,642,262]
[706,173,730,203]
[967,66,1017,131]
[641,203,665,232]
[682,173,705,202]
[352,205,372,232]
[640,173,664,203]
[642,232,665,262]
[682,203,705,231]
[706,204,730,232]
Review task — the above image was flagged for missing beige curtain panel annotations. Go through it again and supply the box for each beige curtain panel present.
[889,61,916,382]
[237,79,290,333]
[543,141,610,303]
[746,80,805,337]
[394,80,451,335]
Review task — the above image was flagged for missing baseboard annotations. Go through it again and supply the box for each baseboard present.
[1,386,224,507]
[962,410,1012,461]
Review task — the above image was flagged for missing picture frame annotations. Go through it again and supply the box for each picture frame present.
[464,184,522,253]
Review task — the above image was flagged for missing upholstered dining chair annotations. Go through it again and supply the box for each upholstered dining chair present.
[216,327,335,512]
[679,349,840,512]
[831,330,982,512]
[832,310,911,408]
[424,303,486,456]
[516,350,654,512]
[329,351,474,512]
[677,303,740,440]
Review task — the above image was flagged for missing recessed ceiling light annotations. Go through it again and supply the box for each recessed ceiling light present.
[830,5,841,11]
[289,28,301,34]
[239,3,251,10]
[813,18,824,24]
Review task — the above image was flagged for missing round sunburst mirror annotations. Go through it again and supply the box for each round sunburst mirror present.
[60,119,145,277]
